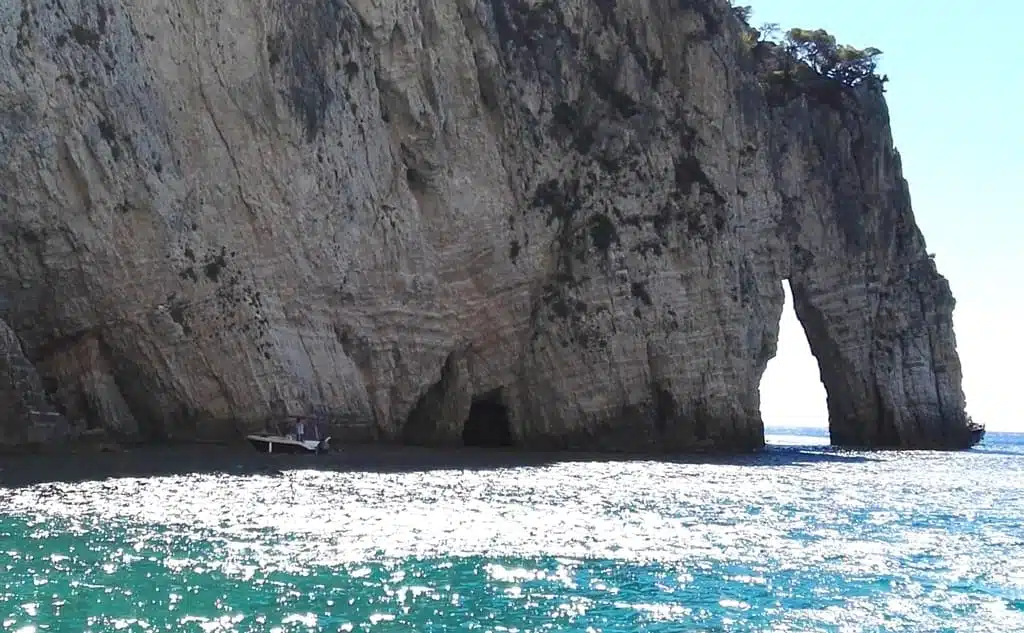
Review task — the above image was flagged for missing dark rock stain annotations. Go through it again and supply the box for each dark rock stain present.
[68,24,101,49]
[203,248,229,282]
[266,34,283,67]
[272,0,363,142]
[589,213,618,254]
[631,281,653,306]
[97,117,121,160]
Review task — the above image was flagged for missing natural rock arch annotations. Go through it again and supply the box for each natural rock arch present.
[783,269,968,449]
[0,0,972,452]
[757,281,827,433]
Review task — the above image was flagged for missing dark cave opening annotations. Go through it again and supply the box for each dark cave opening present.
[461,391,514,448]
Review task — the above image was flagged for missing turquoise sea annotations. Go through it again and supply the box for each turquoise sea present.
[1,428,1022,632]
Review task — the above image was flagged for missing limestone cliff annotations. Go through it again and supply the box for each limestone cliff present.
[0,0,971,451]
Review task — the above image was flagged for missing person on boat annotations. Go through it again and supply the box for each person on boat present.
[294,418,305,441]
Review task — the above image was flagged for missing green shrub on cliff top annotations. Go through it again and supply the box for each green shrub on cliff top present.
[730,3,885,89]
[731,4,753,22]
[783,28,882,86]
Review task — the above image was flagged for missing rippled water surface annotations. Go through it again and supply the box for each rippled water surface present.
[2,429,1023,632]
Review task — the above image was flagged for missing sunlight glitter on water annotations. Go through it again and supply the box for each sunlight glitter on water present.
[1,434,1023,632]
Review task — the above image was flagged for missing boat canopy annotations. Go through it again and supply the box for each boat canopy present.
[265,415,325,441]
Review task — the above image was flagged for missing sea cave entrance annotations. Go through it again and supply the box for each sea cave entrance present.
[461,390,514,448]
[759,280,829,444]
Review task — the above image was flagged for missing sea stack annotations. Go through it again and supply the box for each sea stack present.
[0,0,970,451]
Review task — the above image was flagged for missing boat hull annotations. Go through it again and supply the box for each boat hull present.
[246,435,329,454]
[969,427,985,447]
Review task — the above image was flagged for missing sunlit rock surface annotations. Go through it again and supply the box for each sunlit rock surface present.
[0,0,969,450]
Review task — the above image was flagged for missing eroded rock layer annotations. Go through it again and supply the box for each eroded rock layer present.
[0,0,970,451]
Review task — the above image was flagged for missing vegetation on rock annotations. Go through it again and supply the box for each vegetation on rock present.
[730,4,753,23]
[781,28,882,86]
[730,2,886,93]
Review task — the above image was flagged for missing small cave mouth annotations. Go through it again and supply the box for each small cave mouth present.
[461,391,514,448]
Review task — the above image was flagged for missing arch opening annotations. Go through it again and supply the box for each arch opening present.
[461,390,513,448]
[759,280,829,443]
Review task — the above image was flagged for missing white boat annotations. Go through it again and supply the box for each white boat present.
[246,433,330,454]
[246,415,331,454]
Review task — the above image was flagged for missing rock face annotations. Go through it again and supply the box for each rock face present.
[0,316,71,446]
[0,0,971,451]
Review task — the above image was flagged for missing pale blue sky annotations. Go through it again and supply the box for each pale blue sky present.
[753,1,1022,432]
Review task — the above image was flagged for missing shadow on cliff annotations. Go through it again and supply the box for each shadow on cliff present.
[0,443,879,488]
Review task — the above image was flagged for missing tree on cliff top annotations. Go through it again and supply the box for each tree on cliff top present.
[730,3,886,97]
[730,4,753,23]
[782,28,882,86]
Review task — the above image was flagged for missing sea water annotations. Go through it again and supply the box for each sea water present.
[1,428,1022,632]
